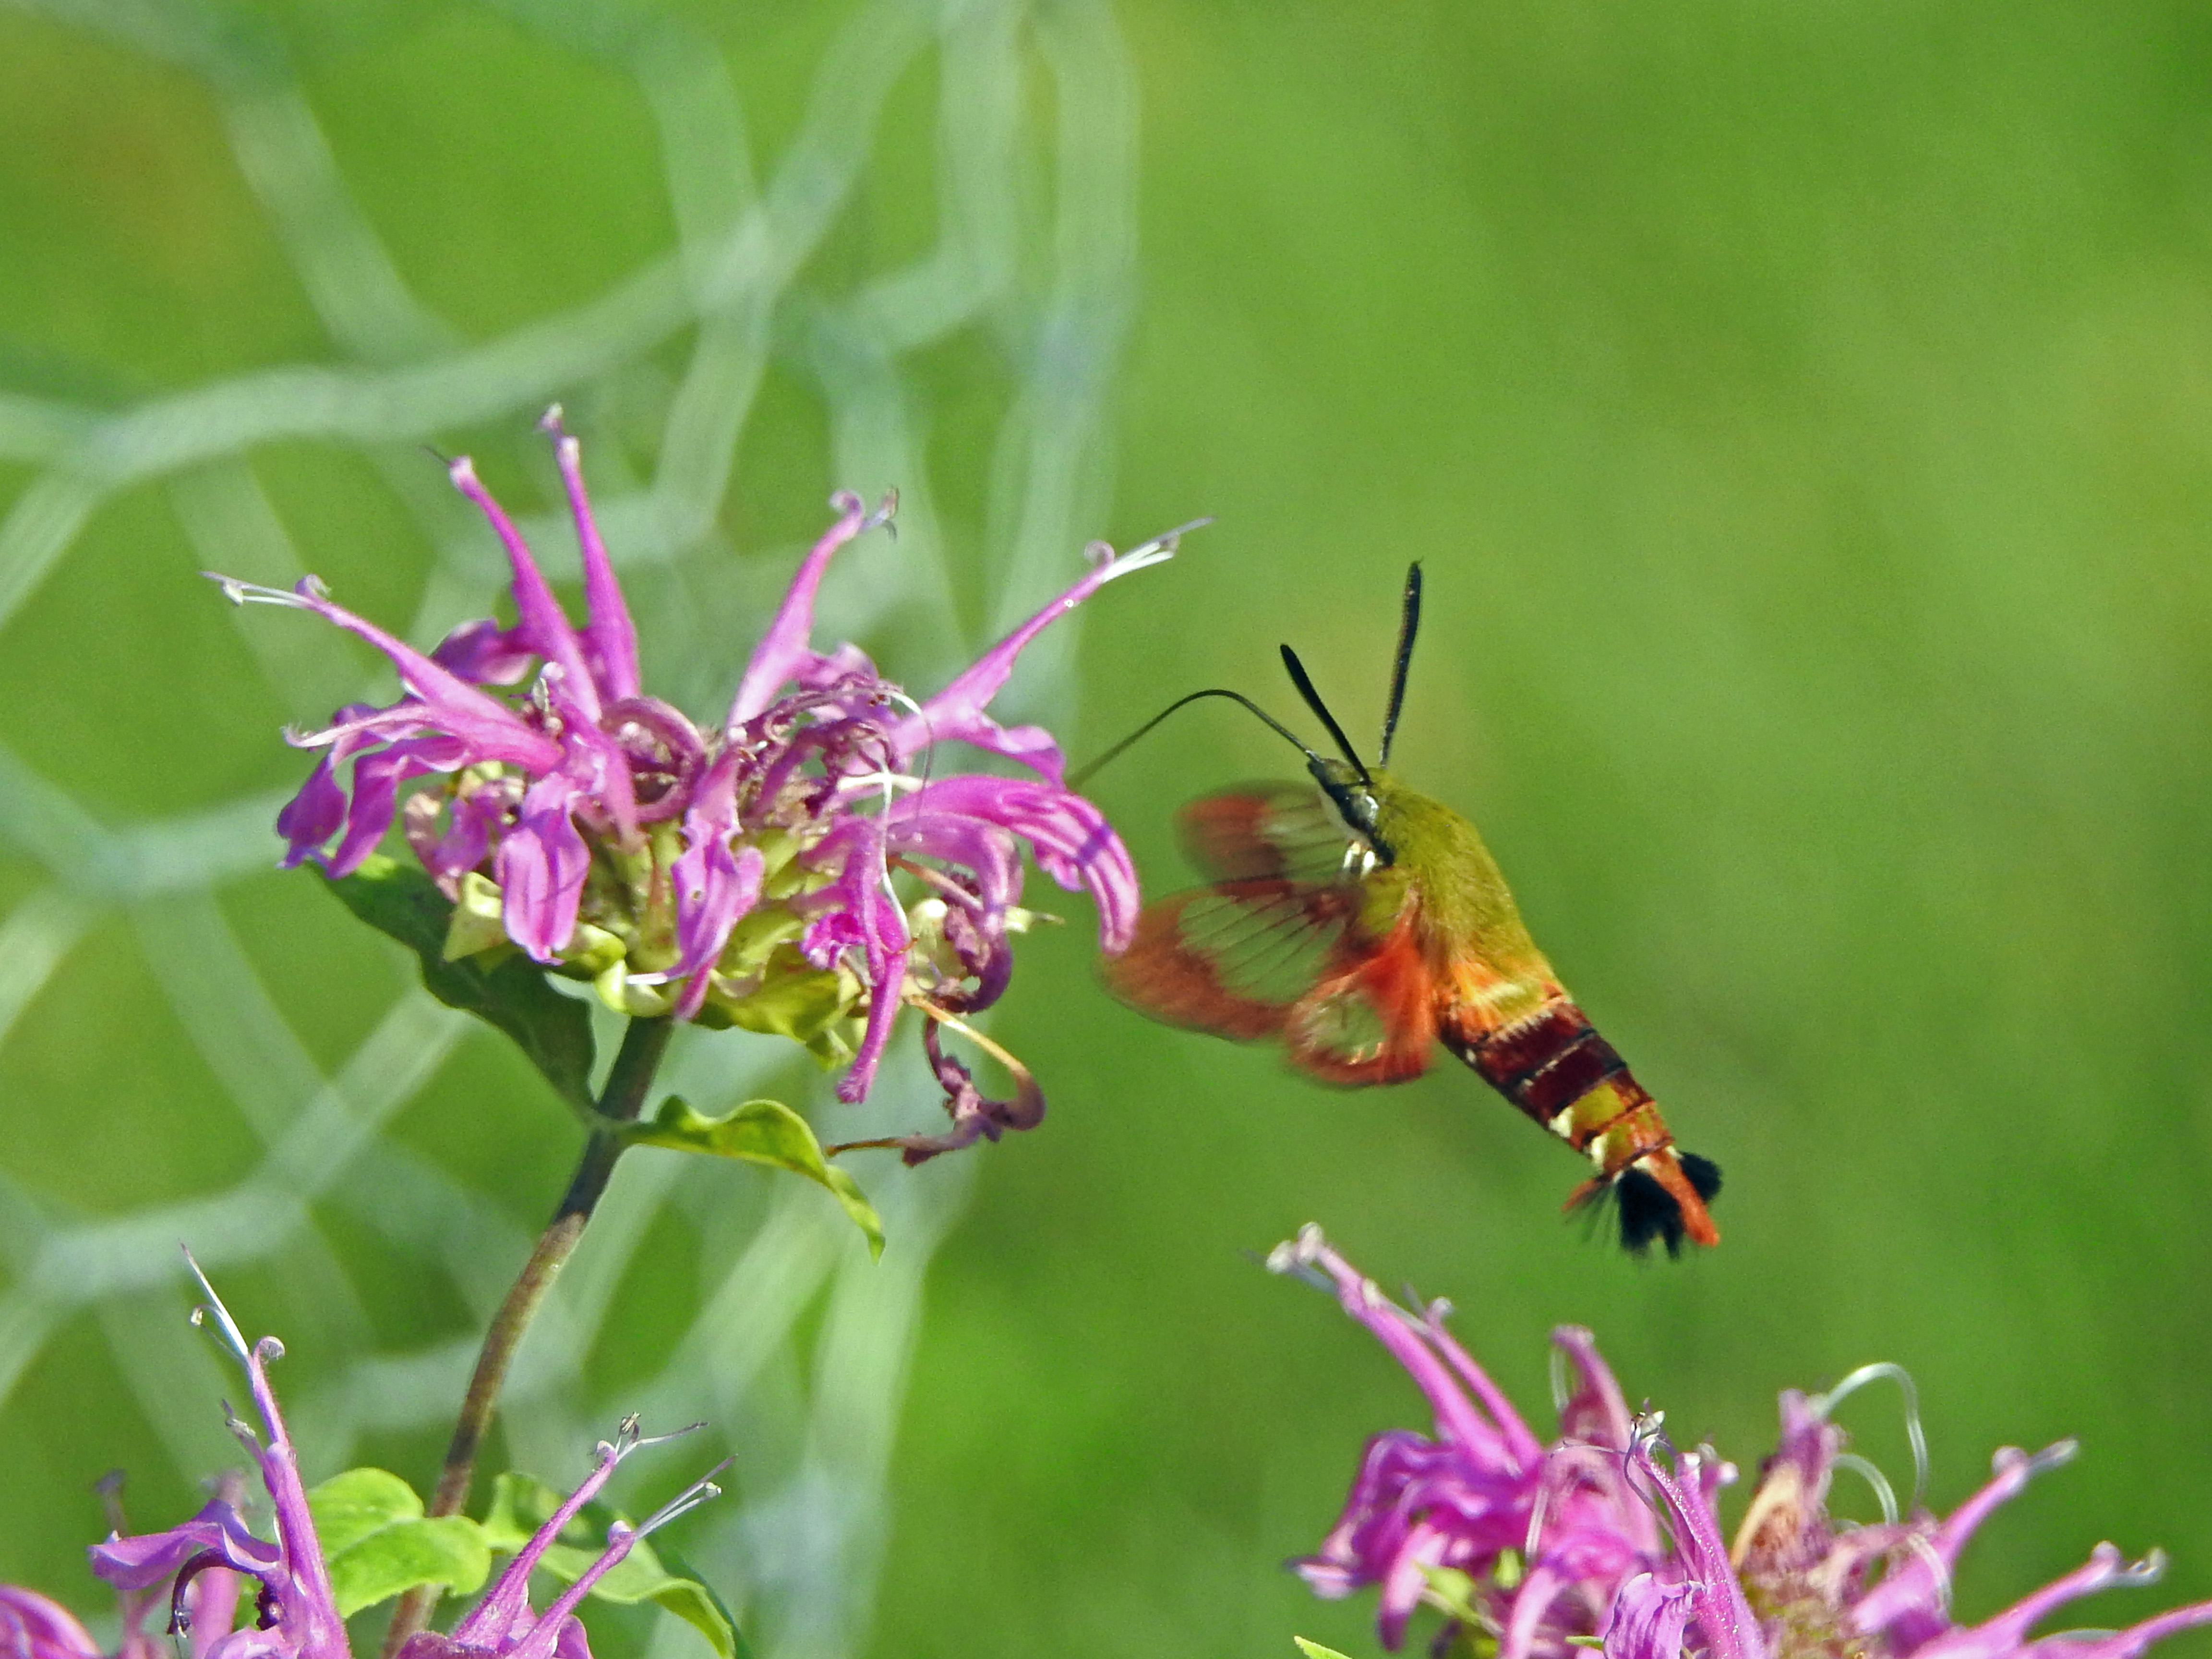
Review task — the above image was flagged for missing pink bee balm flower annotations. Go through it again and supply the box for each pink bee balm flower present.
[12,1257,718,1659]
[1271,1226,2212,1659]
[215,409,1186,1142]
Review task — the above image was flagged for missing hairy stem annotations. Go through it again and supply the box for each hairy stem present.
[381,1014,675,1654]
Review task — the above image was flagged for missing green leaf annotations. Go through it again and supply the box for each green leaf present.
[625,1095,884,1258]
[482,1474,749,1659]
[1295,1641,1359,1659]
[307,1468,490,1618]
[1420,1563,1485,1624]
[323,855,596,1112]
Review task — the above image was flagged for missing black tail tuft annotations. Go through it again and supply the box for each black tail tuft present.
[1614,1153,1724,1259]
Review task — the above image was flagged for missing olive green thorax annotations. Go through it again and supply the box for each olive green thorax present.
[1323,761,1547,972]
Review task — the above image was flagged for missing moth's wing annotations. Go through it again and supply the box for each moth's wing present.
[1105,877,1359,1040]
[1177,784,1358,885]
[1283,914,1439,1086]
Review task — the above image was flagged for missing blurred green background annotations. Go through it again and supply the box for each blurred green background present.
[4,3,2212,1659]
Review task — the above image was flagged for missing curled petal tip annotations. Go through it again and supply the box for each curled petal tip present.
[1121,515,1212,565]
[2127,1547,2171,1587]
[2032,1438,2082,1473]
[1995,1439,2080,1479]
[205,573,317,609]
[538,403,567,434]
[1264,1226,1338,1290]
[1091,519,1199,583]
[631,1460,734,1537]
[629,1419,709,1452]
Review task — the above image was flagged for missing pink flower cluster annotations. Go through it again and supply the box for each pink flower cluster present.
[0,1262,712,1659]
[1272,1226,2212,1659]
[218,411,1184,1150]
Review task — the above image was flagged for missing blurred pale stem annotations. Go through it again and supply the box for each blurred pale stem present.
[382,1014,676,1655]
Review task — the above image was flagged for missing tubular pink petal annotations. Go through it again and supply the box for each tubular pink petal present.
[803,816,908,1104]
[433,618,538,686]
[888,527,1187,778]
[504,1465,725,1659]
[1911,1546,2164,1659]
[214,574,561,773]
[541,693,640,846]
[1623,1435,1764,1659]
[1421,1306,1545,1471]
[447,458,601,722]
[1601,1573,1701,1659]
[86,1259,356,1659]
[181,1566,242,1659]
[1296,1236,1529,1473]
[1498,1563,1570,1659]
[286,700,552,774]
[836,916,905,1103]
[671,842,766,1019]
[449,1425,714,1659]
[1374,1519,1450,1651]
[541,412,641,703]
[450,1433,634,1649]
[206,1284,345,1659]
[276,755,353,868]
[323,737,471,877]
[887,774,1138,952]
[1852,1443,2072,1640]
[1552,1326,1641,1457]
[2026,1599,2212,1659]
[726,493,875,730]
[496,777,591,961]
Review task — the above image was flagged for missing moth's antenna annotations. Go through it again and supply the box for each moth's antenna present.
[1379,562,1422,765]
[1279,645,1370,783]
[1068,688,1324,790]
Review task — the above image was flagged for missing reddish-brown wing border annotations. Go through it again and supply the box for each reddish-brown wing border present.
[1177,784,1358,885]
[1104,877,1358,1040]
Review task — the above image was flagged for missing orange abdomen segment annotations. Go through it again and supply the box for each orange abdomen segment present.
[1441,994,1720,1250]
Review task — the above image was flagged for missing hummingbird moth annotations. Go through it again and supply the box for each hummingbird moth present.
[1092,564,1721,1254]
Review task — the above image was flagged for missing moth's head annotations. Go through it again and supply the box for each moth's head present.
[1308,756,1395,866]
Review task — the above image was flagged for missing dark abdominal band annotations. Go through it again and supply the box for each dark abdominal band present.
[1449,1000,1640,1138]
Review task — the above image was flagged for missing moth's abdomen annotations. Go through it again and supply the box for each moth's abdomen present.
[1440,993,1721,1253]
[1453,997,1629,1123]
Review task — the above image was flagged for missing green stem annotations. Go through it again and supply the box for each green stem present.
[381,1015,674,1655]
